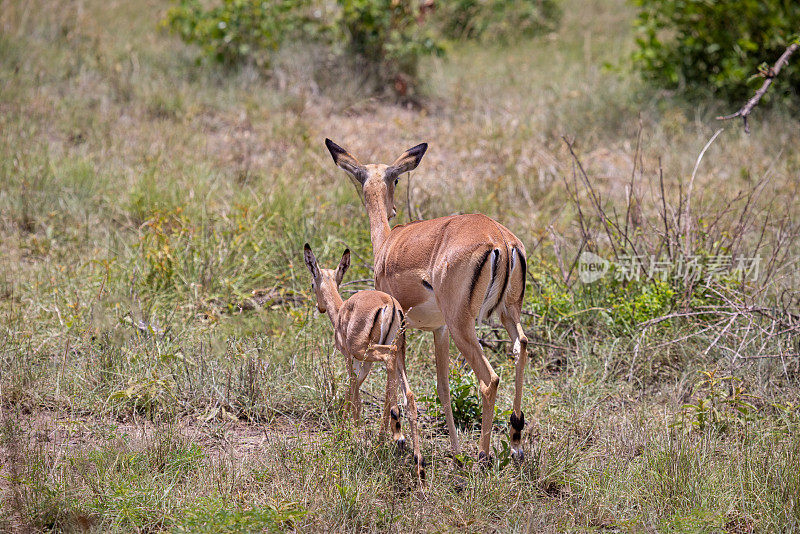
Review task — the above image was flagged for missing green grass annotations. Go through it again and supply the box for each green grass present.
[1,0,799,531]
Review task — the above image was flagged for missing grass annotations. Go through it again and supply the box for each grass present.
[1,0,799,531]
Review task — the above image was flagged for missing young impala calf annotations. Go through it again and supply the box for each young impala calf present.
[303,243,425,481]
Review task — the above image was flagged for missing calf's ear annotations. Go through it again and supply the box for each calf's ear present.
[335,248,350,285]
[303,243,320,279]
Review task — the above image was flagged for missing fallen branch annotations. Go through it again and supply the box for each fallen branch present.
[477,328,577,354]
[717,41,799,133]
[202,288,307,314]
[737,353,800,360]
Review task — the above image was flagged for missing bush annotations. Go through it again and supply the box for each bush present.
[337,0,443,93]
[163,0,323,68]
[163,0,563,96]
[419,367,509,431]
[632,0,800,103]
[163,0,443,96]
[432,0,561,42]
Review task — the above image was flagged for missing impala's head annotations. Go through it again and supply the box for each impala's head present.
[303,243,350,313]
[325,138,427,221]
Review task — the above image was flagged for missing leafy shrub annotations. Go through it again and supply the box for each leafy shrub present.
[163,0,322,68]
[433,0,561,42]
[337,0,443,92]
[420,367,508,431]
[609,278,675,332]
[163,0,443,95]
[671,370,759,434]
[528,252,761,338]
[528,262,677,335]
[632,0,800,102]
[162,0,563,95]
[527,267,577,323]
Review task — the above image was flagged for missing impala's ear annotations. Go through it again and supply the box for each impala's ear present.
[335,248,350,285]
[303,243,320,279]
[325,138,366,183]
[387,142,428,177]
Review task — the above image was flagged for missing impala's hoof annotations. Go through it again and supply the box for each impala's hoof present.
[511,447,525,464]
[395,436,406,452]
[414,454,427,484]
[509,411,525,443]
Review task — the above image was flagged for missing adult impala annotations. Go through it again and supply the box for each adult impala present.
[324,138,529,464]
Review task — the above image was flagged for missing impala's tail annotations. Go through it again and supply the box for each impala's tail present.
[477,245,526,323]
[377,302,406,355]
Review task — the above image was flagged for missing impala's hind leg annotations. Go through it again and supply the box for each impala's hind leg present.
[363,346,403,447]
[446,316,500,466]
[349,359,374,423]
[500,309,528,462]
[383,353,400,443]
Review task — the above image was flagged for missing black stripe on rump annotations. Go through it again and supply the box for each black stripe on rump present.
[469,249,493,308]
[370,308,382,344]
[517,248,527,300]
[383,302,396,345]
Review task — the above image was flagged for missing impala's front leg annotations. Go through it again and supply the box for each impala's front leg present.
[345,356,358,422]
[351,359,373,423]
[434,326,461,461]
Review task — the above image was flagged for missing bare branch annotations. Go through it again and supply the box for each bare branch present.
[683,128,724,256]
[717,42,799,134]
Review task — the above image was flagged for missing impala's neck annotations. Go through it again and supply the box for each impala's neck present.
[320,288,344,325]
[364,189,391,257]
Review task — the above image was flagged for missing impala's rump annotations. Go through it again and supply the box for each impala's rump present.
[374,213,526,326]
[337,290,404,354]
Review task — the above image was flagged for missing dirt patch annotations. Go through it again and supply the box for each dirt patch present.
[0,406,325,526]
[4,408,322,457]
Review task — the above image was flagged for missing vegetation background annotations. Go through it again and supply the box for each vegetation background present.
[1,0,799,532]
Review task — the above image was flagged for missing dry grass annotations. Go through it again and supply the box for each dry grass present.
[1,0,799,531]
